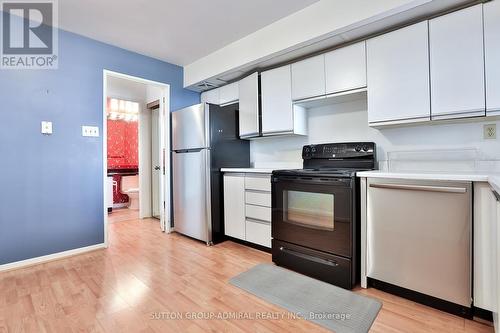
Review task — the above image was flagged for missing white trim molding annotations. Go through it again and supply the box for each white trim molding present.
[0,243,106,273]
[103,69,172,240]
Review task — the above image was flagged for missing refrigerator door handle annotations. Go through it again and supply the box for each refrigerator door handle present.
[173,148,207,153]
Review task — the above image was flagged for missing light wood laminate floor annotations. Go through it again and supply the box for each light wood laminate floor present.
[0,218,493,332]
[108,208,140,224]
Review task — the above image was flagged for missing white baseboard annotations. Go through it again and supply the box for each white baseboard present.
[0,243,106,273]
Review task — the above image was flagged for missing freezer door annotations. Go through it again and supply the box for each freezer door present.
[172,149,211,242]
[172,103,209,151]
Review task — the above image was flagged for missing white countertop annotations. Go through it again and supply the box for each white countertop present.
[490,176,500,195]
[357,170,500,194]
[221,168,277,174]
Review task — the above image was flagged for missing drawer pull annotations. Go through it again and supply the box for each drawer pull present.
[279,246,339,267]
[246,218,270,225]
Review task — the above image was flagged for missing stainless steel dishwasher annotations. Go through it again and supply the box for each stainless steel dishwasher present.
[366,178,472,314]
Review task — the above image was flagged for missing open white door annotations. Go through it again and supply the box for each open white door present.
[152,108,161,219]
[159,87,171,232]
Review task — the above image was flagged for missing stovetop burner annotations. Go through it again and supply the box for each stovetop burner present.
[273,142,377,178]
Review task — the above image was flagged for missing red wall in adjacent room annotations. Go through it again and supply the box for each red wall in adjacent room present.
[107,119,138,169]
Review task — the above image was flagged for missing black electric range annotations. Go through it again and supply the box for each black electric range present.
[271,142,376,289]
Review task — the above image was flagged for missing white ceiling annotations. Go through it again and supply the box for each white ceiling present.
[58,0,319,66]
[106,76,147,102]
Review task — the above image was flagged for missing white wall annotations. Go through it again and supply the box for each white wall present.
[251,98,500,168]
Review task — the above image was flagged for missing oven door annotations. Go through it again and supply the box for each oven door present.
[272,175,353,257]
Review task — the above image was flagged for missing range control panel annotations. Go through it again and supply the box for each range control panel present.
[302,142,375,159]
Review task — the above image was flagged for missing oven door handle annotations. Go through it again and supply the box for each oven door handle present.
[279,246,339,267]
[273,177,352,187]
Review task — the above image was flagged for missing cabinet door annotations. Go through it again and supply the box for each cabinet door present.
[223,174,246,240]
[238,72,260,138]
[219,82,238,105]
[473,183,498,311]
[200,88,220,104]
[291,54,326,100]
[261,65,294,135]
[367,21,430,124]
[429,5,485,119]
[325,42,366,95]
[484,0,500,116]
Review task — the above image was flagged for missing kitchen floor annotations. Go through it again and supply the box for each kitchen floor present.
[0,219,492,333]
[108,208,140,223]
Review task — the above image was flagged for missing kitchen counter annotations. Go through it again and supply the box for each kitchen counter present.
[490,175,500,195]
[357,170,500,191]
[221,168,277,174]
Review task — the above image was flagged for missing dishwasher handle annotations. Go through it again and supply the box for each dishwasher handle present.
[369,183,467,194]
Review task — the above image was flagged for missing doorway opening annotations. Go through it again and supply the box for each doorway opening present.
[103,70,171,246]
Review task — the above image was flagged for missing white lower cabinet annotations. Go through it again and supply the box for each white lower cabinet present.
[223,173,272,248]
[223,173,246,240]
[245,191,271,207]
[245,219,271,248]
[473,183,498,312]
[245,204,271,222]
[497,197,500,331]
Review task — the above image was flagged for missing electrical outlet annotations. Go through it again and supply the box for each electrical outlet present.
[484,124,496,140]
[82,126,99,137]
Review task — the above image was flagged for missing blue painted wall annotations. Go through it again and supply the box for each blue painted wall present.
[0,24,199,265]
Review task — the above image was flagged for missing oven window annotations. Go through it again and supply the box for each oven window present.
[283,190,334,231]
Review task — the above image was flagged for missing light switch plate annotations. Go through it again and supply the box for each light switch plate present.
[484,124,496,140]
[41,121,52,135]
[82,126,99,137]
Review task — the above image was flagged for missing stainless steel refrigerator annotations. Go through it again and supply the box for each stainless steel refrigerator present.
[172,103,250,245]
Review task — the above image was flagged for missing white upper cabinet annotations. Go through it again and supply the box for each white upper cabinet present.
[219,82,239,105]
[261,65,293,135]
[484,0,500,116]
[238,72,260,139]
[429,5,485,119]
[325,42,366,95]
[367,21,430,125]
[200,88,220,104]
[291,54,326,100]
[261,65,307,136]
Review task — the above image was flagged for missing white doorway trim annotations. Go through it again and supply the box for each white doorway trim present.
[102,69,172,247]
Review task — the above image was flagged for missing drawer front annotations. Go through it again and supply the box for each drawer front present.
[245,175,271,192]
[246,204,271,222]
[245,191,271,207]
[272,239,353,289]
[246,219,271,248]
